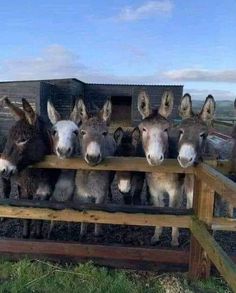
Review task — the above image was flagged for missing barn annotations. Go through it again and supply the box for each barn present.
[0,78,183,141]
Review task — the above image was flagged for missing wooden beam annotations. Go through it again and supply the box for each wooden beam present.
[188,176,214,280]
[212,217,236,231]
[195,163,236,207]
[0,238,189,265]
[31,156,194,174]
[0,199,193,215]
[190,217,236,292]
[0,206,191,228]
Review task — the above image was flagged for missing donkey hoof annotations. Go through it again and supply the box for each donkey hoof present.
[151,236,160,245]
[171,239,179,247]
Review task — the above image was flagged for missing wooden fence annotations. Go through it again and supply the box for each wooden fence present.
[0,156,236,290]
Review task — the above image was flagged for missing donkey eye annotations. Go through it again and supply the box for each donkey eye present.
[164,128,168,132]
[179,129,184,135]
[80,130,86,136]
[142,128,147,132]
[52,129,57,136]
[73,130,79,136]
[102,131,108,136]
[16,138,29,146]
[200,132,206,138]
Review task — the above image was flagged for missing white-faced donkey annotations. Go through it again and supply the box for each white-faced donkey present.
[74,99,116,237]
[137,90,184,246]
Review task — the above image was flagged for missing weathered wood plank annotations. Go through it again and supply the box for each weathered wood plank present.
[0,206,191,228]
[190,217,236,292]
[31,156,194,173]
[0,239,189,264]
[195,163,236,207]
[188,177,214,279]
[0,199,193,215]
[212,217,236,231]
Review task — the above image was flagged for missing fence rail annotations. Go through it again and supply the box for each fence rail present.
[0,156,236,291]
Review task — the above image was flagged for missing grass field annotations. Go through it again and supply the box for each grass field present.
[0,259,231,293]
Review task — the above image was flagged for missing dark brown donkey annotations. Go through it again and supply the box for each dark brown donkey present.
[0,97,58,237]
[113,127,145,205]
[177,93,217,210]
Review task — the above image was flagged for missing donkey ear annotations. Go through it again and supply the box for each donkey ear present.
[1,97,25,121]
[100,99,112,123]
[179,93,193,119]
[47,100,61,125]
[114,127,123,145]
[22,98,37,125]
[138,91,151,119]
[158,91,174,119]
[131,127,141,148]
[200,95,215,122]
[69,98,82,125]
[77,99,88,121]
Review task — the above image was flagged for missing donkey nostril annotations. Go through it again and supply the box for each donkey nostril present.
[147,154,151,160]
[160,155,163,161]
[2,168,5,174]
[189,157,193,162]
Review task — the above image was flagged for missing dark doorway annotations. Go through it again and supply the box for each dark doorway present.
[110,96,132,127]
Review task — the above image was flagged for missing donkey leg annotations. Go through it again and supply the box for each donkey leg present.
[185,174,194,209]
[80,222,87,237]
[169,188,181,247]
[132,173,144,205]
[151,192,164,245]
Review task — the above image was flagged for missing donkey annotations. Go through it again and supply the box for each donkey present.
[177,93,217,211]
[113,127,145,205]
[0,97,59,238]
[47,99,81,202]
[74,99,116,237]
[137,90,184,246]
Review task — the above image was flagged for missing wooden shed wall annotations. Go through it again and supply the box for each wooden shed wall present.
[84,83,183,125]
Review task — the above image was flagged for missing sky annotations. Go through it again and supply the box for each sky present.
[0,0,236,100]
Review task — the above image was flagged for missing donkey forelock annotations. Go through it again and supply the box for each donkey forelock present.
[177,93,215,168]
[137,90,174,166]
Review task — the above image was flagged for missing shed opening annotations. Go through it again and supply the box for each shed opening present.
[110,96,132,127]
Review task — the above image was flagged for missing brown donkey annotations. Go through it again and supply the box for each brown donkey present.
[137,90,183,246]
[0,97,59,237]
[177,93,216,210]
[74,99,116,236]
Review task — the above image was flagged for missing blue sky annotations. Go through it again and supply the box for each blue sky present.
[0,0,236,100]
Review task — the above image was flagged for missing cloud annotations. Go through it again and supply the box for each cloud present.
[0,45,86,80]
[163,68,236,83]
[115,0,173,21]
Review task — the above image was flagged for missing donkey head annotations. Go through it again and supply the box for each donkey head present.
[0,98,49,177]
[114,127,140,194]
[177,93,215,168]
[137,90,174,166]
[47,100,81,159]
[77,99,112,166]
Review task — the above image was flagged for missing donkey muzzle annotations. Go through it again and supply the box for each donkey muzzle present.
[56,147,72,159]
[85,154,101,166]
[0,158,17,178]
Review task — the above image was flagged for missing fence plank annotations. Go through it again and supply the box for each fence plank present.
[0,199,193,215]
[32,156,194,173]
[0,206,191,228]
[195,163,236,207]
[188,177,214,279]
[212,217,236,231]
[191,217,236,292]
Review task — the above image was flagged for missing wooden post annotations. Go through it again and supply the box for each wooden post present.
[188,175,215,279]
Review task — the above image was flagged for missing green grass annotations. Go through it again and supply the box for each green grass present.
[0,259,231,293]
